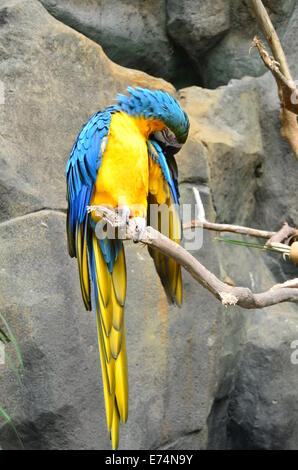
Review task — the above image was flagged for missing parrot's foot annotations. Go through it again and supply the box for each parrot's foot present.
[116,206,131,229]
[116,207,146,242]
[131,217,146,243]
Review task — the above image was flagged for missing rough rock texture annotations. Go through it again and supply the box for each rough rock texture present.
[39,0,297,88]
[207,3,298,448]
[38,0,199,87]
[167,0,296,88]
[0,208,227,450]
[226,309,298,450]
[252,1,298,259]
[167,0,230,58]
[178,81,263,224]
[207,297,298,449]
[40,0,295,88]
[0,0,245,450]
[200,0,296,88]
[0,0,174,224]
[207,238,298,450]
[0,0,298,452]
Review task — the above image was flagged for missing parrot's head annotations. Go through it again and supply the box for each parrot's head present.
[115,86,190,155]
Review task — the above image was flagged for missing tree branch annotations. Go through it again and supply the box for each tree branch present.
[184,187,298,244]
[251,37,298,115]
[88,205,298,310]
[266,221,298,246]
[249,0,298,159]
[250,0,292,79]
[183,219,275,239]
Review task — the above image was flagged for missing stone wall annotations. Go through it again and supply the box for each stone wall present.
[0,0,297,450]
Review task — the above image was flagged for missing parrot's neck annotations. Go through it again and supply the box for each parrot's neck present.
[135,116,166,138]
[117,112,166,139]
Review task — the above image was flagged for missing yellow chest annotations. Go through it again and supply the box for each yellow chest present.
[91,113,149,217]
[90,112,168,218]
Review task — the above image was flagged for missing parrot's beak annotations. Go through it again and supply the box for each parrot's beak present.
[152,128,183,156]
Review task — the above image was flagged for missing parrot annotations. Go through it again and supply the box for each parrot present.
[66,86,190,449]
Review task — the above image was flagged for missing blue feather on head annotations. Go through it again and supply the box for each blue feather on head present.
[114,86,190,144]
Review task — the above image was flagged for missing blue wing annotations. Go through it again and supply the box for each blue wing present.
[147,139,179,205]
[147,139,183,306]
[66,110,111,309]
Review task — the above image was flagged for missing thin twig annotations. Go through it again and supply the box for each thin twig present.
[183,219,275,239]
[88,205,298,309]
[183,188,297,242]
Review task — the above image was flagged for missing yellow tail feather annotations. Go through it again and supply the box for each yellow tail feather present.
[76,222,91,310]
[92,233,128,449]
[111,405,120,450]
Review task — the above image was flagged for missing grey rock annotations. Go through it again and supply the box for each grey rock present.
[177,80,263,224]
[205,3,298,443]
[0,0,174,224]
[38,0,297,88]
[0,4,250,450]
[200,31,267,88]
[0,211,108,449]
[167,0,230,57]
[207,236,298,449]
[0,205,246,450]
[204,0,296,87]
[167,0,296,88]
[227,309,298,449]
[38,0,198,87]
[249,1,298,281]
[1,0,298,452]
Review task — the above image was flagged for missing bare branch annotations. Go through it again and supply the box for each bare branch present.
[266,222,298,246]
[183,219,275,239]
[182,187,297,242]
[251,37,298,115]
[88,205,298,310]
[249,0,298,159]
[250,0,292,79]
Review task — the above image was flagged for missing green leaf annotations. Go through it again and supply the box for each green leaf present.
[0,312,23,369]
[0,407,10,423]
[0,328,11,344]
[214,237,282,253]
[5,353,24,392]
[0,407,24,449]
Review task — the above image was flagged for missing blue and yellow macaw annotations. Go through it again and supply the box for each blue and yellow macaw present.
[66,87,190,449]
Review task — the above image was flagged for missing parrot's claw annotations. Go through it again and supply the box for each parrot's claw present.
[117,205,131,229]
[116,207,146,242]
[131,217,146,243]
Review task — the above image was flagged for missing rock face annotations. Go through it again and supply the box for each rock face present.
[38,1,296,88]
[167,0,231,59]
[0,0,298,451]
[0,0,174,224]
[199,0,296,88]
[38,0,199,87]
[207,298,298,450]
[177,81,263,224]
[226,310,298,450]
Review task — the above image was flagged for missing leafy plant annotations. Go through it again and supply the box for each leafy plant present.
[215,237,292,257]
[0,312,24,449]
